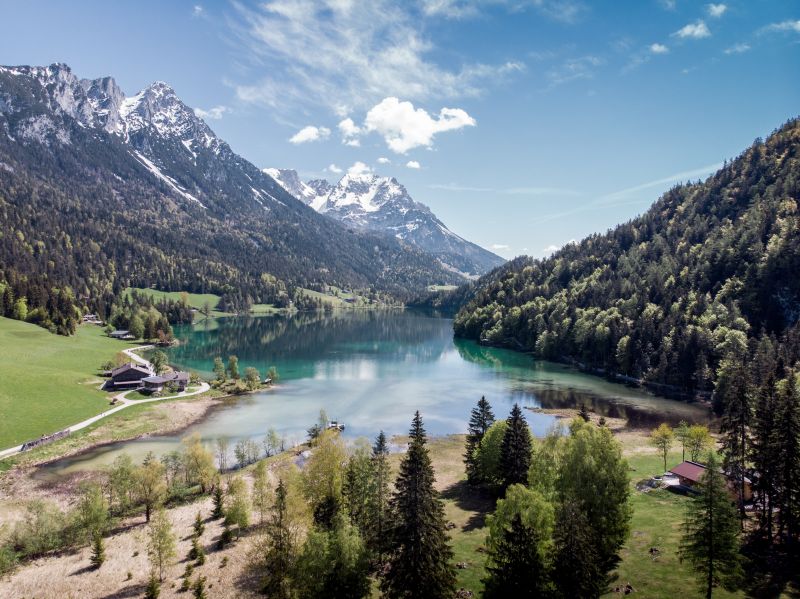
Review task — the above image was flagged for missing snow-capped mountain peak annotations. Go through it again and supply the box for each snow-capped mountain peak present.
[265,167,504,276]
[263,168,329,211]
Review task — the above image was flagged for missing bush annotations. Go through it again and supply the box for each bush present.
[0,545,18,576]
[12,500,68,557]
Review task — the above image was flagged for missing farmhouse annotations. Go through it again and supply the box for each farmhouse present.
[668,460,753,502]
[109,362,153,389]
[141,371,189,393]
[110,329,134,340]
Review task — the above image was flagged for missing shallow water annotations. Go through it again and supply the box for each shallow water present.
[37,310,710,478]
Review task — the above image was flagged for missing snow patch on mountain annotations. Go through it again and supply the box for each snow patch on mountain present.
[132,150,206,208]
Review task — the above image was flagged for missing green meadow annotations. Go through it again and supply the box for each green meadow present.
[0,317,125,448]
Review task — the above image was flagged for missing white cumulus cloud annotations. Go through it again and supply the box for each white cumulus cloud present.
[326,164,343,174]
[289,125,331,144]
[363,97,476,154]
[673,21,711,39]
[338,118,363,146]
[194,105,229,120]
[406,160,421,169]
[347,161,372,176]
[377,157,391,164]
[650,43,669,54]
[706,3,727,18]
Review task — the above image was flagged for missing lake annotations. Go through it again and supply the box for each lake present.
[38,310,711,477]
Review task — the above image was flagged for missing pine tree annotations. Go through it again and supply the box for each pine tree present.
[552,500,603,599]
[499,404,532,491]
[261,479,295,598]
[192,575,207,599]
[679,452,742,599]
[368,430,391,563]
[774,370,800,546]
[483,513,552,598]
[465,396,495,484]
[717,354,753,525]
[381,412,456,599]
[211,483,225,519]
[750,371,778,542]
[193,511,205,537]
[90,532,105,569]
[145,572,161,599]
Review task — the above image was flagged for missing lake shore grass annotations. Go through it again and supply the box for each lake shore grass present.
[0,317,136,448]
[414,419,745,598]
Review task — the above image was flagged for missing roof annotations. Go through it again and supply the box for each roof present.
[111,362,152,377]
[142,371,189,384]
[669,461,708,484]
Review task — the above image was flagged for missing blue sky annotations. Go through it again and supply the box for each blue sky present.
[1,0,798,258]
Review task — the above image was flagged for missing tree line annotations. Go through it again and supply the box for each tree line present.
[454,118,800,407]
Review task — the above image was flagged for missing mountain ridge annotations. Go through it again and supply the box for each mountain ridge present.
[0,62,464,330]
[453,118,800,400]
[267,167,504,277]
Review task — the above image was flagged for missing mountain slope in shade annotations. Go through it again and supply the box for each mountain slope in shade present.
[267,168,505,277]
[0,63,464,310]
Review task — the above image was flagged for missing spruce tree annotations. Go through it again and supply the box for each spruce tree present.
[679,452,742,599]
[193,511,205,537]
[90,532,105,569]
[368,430,391,563]
[211,483,225,519]
[261,479,295,598]
[717,355,752,525]
[552,500,603,599]
[381,412,456,599]
[499,404,532,491]
[750,372,778,542]
[483,514,550,598]
[145,572,161,599]
[465,396,495,484]
[774,370,800,545]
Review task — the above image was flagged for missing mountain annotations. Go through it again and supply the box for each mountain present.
[0,63,463,328]
[267,168,504,277]
[454,118,800,401]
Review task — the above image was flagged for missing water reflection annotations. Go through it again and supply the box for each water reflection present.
[37,311,711,479]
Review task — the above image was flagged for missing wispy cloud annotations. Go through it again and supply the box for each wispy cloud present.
[326,164,343,174]
[724,42,751,54]
[706,3,727,18]
[759,20,800,35]
[194,105,229,120]
[527,162,723,225]
[231,0,524,113]
[673,21,711,39]
[429,183,579,196]
[192,5,205,18]
[288,125,331,144]
[421,0,587,23]
[491,243,510,251]
[650,43,669,54]
[546,55,605,88]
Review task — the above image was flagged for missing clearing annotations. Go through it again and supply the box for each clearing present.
[0,317,127,448]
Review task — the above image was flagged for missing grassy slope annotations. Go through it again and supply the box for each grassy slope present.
[125,287,278,316]
[124,287,221,310]
[421,433,744,598]
[0,317,126,448]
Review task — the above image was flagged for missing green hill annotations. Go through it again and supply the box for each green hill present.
[455,118,800,403]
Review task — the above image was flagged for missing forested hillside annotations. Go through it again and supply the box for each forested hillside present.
[455,118,800,401]
[0,64,461,333]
